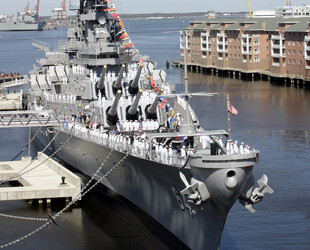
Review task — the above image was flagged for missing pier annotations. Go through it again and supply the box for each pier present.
[173,61,310,88]
[0,153,81,202]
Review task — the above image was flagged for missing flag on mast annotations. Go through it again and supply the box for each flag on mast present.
[227,96,238,115]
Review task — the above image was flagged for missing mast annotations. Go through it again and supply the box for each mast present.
[180,30,195,134]
[183,31,188,100]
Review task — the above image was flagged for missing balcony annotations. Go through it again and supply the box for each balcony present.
[272,62,280,66]
[271,35,281,40]
[305,36,310,42]
[201,33,207,37]
[242,50,252,55]
[305,55,310,61]
[306,65,310,69]
[241,33,250,39]
[271,52,280,58]
[217,47,228,53]
[306,46,310,51]
[272,44,281,49]
[217,32,226,38]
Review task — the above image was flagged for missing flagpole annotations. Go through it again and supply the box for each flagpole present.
[227,94,231,140]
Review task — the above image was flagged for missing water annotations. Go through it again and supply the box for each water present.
[0,17,310,249]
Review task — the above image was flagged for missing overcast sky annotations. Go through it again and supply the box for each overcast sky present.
[0,0,308,16]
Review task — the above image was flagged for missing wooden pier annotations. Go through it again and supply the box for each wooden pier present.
[173,61,310,89]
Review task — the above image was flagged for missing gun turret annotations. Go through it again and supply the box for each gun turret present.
[97,65,107,96]
[107,90,121,125]
[113,64,125,94]
[145,97,159,119]
[129,65,143,95]
[126,89,143,120]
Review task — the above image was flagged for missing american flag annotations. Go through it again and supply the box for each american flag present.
[227,96,239,115]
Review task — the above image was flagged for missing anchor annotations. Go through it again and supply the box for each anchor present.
[239,174,274,213]
[179,172,211,205]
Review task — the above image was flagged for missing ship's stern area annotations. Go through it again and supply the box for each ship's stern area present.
[181,150,273,214]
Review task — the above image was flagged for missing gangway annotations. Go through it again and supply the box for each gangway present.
[0,110,63,128]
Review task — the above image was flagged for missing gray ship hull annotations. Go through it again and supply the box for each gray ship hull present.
[33,128,230,250]
[0,21,41,31]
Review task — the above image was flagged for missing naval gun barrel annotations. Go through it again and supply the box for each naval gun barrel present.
[107,90,121,125]
[129,65,143,95]
[97,65,107,91]
[146,97,159,119]
[127,89,143,120]
[113,64,125,94]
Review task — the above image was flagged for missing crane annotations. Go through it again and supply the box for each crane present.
[52,0,67,26]
[24,2,30,14]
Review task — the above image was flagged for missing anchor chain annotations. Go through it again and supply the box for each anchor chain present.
[0,213,48,222]
[0,151,128,248]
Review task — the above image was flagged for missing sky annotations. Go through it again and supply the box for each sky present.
[0,0,308,16]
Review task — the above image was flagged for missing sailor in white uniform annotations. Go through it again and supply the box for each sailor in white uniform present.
[168,145,173,165]
[226,140,231,155]
[234,141,239,154]
[181,146,187,165]
[239,142,245,154]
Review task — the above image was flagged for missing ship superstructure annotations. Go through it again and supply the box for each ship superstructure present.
[26,0,273,249]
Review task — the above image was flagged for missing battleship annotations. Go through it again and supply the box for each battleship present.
[0,0,42,31]
[26,0,273,249]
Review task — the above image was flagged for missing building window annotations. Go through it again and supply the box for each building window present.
[254,56,259,62]
[293,59,296,64]
[254,39,259,45]
[254,48,259,54]
[299,60,302,65]
[288,41,291,46]
[292,41,296,46]
[288,59,291,64]
[234,54,236,58]
[238,54,241,59]
[299,41,302,46]
[238,46,240,51]
[299,50,302,56]
[230,46,232,50]
[288,50,291,55]
[267,46,269,51]
[293,50,296,55]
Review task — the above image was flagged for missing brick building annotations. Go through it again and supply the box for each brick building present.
[180,17,310,82]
